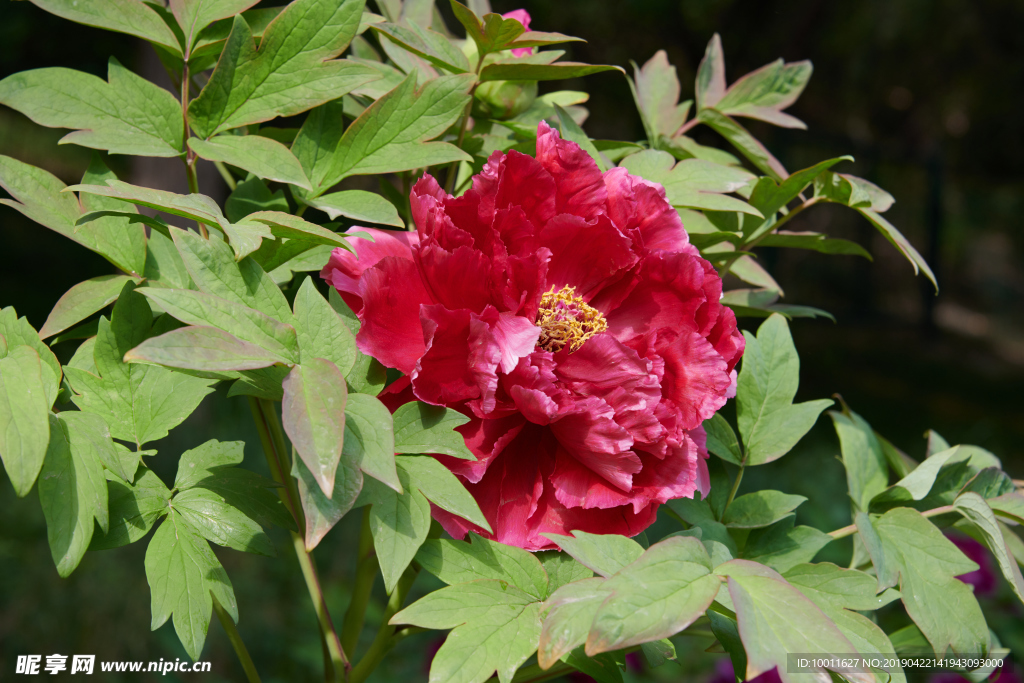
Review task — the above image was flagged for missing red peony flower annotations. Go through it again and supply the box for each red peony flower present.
[502,9,534,57]
[322,122,744,550]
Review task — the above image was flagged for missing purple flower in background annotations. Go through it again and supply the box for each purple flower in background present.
[502,9,533,57]
[949,534,998,597]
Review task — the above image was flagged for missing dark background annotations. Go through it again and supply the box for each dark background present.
[1,0,1022,681]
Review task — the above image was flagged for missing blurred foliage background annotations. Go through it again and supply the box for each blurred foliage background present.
[1,0,1022,681]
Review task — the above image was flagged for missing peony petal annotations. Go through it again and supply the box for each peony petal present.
[321,228,420,312]
[705,303,745,374]
[539,213,637,301]
[440,412,527,484]
[530,486,658,550]
[494,150,557,229]
[550,396,640,492]
[629,431,704,512]
[482,308,541,374]
[604,167,696,255]
[604,251,707,340]
[414,305,498,409]
[653,328,731,430]
[550,446,632,510]
[536,121,608,220]
[355,256,432,373]
[418,243,494,314]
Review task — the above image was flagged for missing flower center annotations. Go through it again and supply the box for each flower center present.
[536,285,607,353]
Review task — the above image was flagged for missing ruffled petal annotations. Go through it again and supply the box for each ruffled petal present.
[417,242,494,314]
[355,256,432,373]
[604,251,707,340]
[530,486,658,550]
[494,150,557,229]
[539,213,637,301]
[550,396,640,491]
[536,121,609,220]
[413,305,497,409]
[604,167,697,255]
[321,228,420,312]
[650,328,732,430]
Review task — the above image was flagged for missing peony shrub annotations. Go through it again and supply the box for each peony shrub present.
[0,1,1021,683]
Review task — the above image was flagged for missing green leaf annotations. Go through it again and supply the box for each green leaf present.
[552,103,606,171]
[90,468,172,551]
[292,277,357,374]
[587,537,720,655]
[0,58,184,157]
[195,468,292,531]
[536,551,593,595]
[65,286,217,447]
[300,73,473,196]
[741,157,852,240]
[171,227,292,321]
[169,0,260,56]
[696,109,787,181]
[740,516,832,572]
[631,50,690,144]
[307,190,404,227]
[736,314,832,465]
[146,231,193,289]
[282,359,348,497]
[392,401,474,460]
[538,578,610,668]
[295,450,362,550]
[831,408,890,513]
[140,288,299,362]
[861,507,989,654]
[541,531,644,578]
[715,59,812,129]
[73,180,230,232]
[717,559,870,683]
[38,413,109,577]
[0,156,148,275]
[397,455,490,532]
[145,512,237,660]
[0,346,51,496]
[26,0,181,55]
[415,533,549,599]
[814,171,895,212]
[173,439,243,490]
[0,308,61,405]
[758,231,871,259]
[480,61,622,83]
[870,445,987,511]
[619,151,761,216]
[189,135,312,190]
[339,393,399,495]
[370,21,470,73]
[369,468,431,594]
[722,491,806,528]
[703,413,742,465]
[392,580,542,683]
[989,492,1024,524]
[188,0,377,138]
[243,211,355,251]
[173,487,275,556]
[953,492,1024,604]
[40,275,134,340]
[225,175,289,223]
[695,34,726,111]
[857,208,937,292]
[127,325,288,371]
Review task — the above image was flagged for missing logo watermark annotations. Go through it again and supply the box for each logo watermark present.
[15,655,212,675]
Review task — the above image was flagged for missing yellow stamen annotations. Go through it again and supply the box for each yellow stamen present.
[536,285,607,353]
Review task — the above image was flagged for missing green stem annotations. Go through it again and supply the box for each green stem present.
[828,504,955,540]
[213,595,262,683]
[720,464,745,520]
[296,203,308,218]
[349,567,419,683]
[341,507,377,657]
[444,53,486,194]
[247,398,349,681]
[214,160,237,190]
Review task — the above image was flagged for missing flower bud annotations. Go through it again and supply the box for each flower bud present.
[472,79,538,120]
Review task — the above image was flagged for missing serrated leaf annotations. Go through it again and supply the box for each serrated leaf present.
[415,533,549,599]
[391,580,542,683]
[953,492,1024,604]
[861,507,989,655]
[722,491,806,528]
[29,0,182,53]
[282,359,348,497]
[586,537,720,655]
[145,512,237,660]
[306,190,404,227]
[40,275,134,340]
[0,346,51,496]
[188,0,377,138]
[397,455,490,532]
[831,408,889,513]
[189,135,312,190]
[717,559,870,683]
[90,468,172,550]
[300,73,473,196]
[0,58,183,157]
[542,530,644,578]
[392,401,474,460]
[39,413,109,577]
